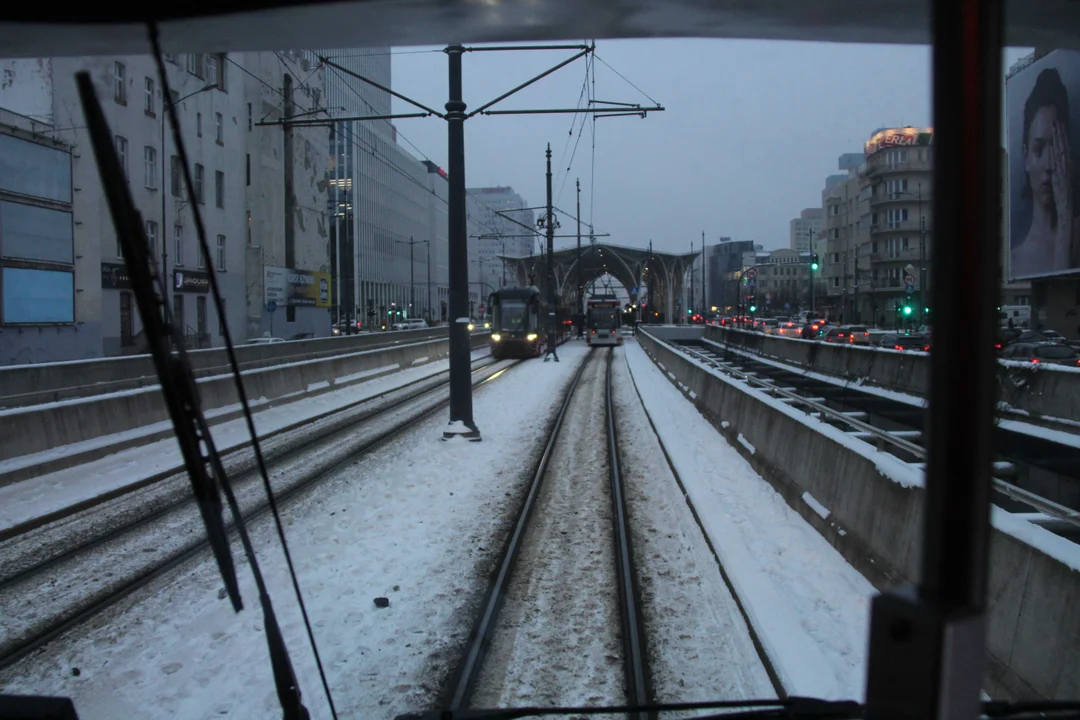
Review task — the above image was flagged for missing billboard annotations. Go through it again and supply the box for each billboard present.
[1007,50,1080,280]
[264,266,331,308]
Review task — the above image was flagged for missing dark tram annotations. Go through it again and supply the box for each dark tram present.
[487,286,549,359]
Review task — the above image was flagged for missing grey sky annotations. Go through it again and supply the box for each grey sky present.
[389,40,1029,256]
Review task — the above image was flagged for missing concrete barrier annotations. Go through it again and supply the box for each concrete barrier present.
[0,333,490,464]
[637,329,1080,701]
[705,325,1080,422]
[0,327,454,409]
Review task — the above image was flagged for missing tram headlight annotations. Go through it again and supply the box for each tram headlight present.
[467,323,474,331]
[484,322,491,329]
[491,333,502,342]
[526,333,537,341]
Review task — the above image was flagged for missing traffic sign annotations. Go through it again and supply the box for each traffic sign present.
[765,293,772,300]
[266,300,277,313]
[478,304,486,315]
[744,267,758,280]
[903,273,916,286]
[905,284,915,295]
[747,277,757,288]
[630,286,638,295]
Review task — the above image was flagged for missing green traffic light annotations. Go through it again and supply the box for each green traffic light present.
[903,306,913,316]
[749,304,757,313]
[810,262,819,271]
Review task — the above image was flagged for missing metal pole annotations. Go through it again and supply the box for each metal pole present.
[864,0,1001,715]
[702,231,706,314]
[689,240,694,321]
[443,44,479,439]
[161,106,168,290]
[919,181,927,324]
[543,144,559,361]
[409,236,415,318]
[427,239,432,324]
[576,178,582,338]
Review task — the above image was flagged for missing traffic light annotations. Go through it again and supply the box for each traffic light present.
[749,297,758,313]
[810,254,820,271]
[902,304,913,317]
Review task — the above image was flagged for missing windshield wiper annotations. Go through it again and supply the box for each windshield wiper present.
[396,697,1080,720]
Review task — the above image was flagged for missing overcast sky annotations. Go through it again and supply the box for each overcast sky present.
[389,39,1030,256]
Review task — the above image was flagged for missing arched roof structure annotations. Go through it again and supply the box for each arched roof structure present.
[497,242,700,321]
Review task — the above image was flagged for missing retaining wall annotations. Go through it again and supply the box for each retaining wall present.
[0,327,452,408]
[704,325,1080,421]
[0,333,488,463]
[638,329,1079,701]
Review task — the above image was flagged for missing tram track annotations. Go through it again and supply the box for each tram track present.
[0,355,520,672]
[442,347,653,717]
[671,338,1080,541]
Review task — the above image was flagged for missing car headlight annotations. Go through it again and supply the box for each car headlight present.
[526,333,537,341]
[491,333,502,342]
[467,323,474,331]
[484,322,490,329]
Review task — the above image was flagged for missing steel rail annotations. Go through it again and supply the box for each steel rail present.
[446,350,594,710]
[604,348,651,719]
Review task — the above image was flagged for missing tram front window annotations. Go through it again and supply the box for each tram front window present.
[497,301,528,334]
[591,308,619,330]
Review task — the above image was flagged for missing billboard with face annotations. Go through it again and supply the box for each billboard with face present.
[1007,50,1080,280]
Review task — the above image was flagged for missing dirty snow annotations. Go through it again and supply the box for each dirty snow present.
[624,340,876,701]
[0,344,591,719]
[611,349,777,707]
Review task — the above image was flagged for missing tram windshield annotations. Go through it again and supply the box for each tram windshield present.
[590,307,620,330]
[496,300,528,333]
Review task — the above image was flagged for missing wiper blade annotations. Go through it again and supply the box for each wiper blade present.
[983,700,1080,718]
[395,697,862,720]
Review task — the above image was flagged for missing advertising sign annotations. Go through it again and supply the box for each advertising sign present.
[864,127,933,157]
[264,265,331,308]
[173,269,209,293]
[101,262,132,290]
[1006,50,1080,280]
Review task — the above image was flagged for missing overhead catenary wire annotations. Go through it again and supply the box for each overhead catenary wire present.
[153,38,338,719]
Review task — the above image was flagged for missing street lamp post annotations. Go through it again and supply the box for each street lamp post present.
[161,83,216,295]
[396,236,428,320]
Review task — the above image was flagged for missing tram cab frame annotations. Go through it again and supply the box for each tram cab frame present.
[488,286,546,359]
[586,295,623,347]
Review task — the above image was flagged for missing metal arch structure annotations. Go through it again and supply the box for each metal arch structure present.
[498,241,699,321]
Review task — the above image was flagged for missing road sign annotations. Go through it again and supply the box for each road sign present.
[765,293,772,300]
[478,304,486,315]
[905,284,915,295]
[630,286,638,295]
[747,277,757,288]
[266,300,277,313]
[903,272,916,287]
[744,267,758,280]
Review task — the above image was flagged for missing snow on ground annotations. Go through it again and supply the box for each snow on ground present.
[610,348,777,708]
[623,340,876,701]
[0,342,590,719]
[472,351,623,710]
[0,350,489,535]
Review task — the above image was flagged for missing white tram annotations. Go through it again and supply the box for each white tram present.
[585,295,623,347]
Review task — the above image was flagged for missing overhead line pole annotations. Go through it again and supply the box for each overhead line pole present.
[278,45,663,442]
[543,145,559,363]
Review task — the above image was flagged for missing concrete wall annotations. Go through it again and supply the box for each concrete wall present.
[0,330,491,462]
[0,326,472,406]
[637,328,1079,701]
[705,325,1080,422]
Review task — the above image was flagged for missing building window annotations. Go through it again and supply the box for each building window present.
[205,55,219,87]
[174,224,183,266]
[247,103,252,131]
[215,170,225,208]
[197,239,205,268]
[194,164,204,204]
[187,53,201,77]
[170,155,181,196]
[120,292,134,346]
[115,136,128,179]
[215,112,223,144]
[246,154,251,186]
[145,220,158,261]
[144,77,155,115]
[114,62,126,104]
[219,298,226,336]
[143,146,157,189]
[173,294,184,334]
[196,112,202,137]
[216,234,226,271]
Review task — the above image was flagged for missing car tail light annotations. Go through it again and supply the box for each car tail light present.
[1031,358,1039,363]
[994,343,1002,350]
[922,345,931,352]
[894,345,904,350]
[864,332,869,337]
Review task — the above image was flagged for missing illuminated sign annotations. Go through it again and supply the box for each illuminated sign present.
[864,127,934,156]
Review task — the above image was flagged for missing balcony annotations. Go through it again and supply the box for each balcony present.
[869,220,922,234]
[870,192,930,208]
[869,159,932,175]
[871,248,922,263]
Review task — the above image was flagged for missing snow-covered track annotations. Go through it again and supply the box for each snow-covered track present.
[443,347,653,715]
[0,356,520,672]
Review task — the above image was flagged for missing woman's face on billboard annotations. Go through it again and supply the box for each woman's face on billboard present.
[1025,105,1062,210]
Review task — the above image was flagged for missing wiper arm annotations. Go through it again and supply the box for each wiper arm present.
[395,697,862,720]
[75,69,312,720]
[397,698,1080,720]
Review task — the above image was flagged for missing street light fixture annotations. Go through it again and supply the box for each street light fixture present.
[161,82,217,291]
